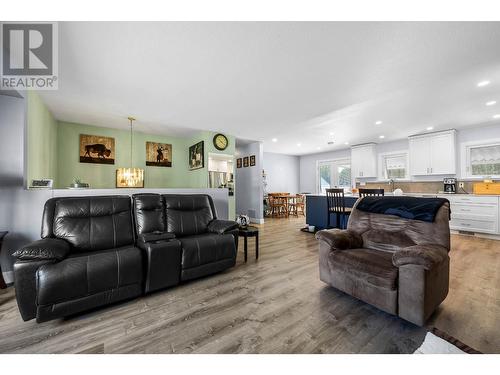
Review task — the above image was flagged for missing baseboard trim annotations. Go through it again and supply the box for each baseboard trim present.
[451,230,500,241]
[2,271,13,285]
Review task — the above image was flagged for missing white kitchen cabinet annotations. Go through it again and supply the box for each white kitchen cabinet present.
[408,136,429,175]
[409,130,456,175]
[439,194,499,235]
[351,143,377,178]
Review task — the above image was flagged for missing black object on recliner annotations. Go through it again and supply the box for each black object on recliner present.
[13,196,143,323]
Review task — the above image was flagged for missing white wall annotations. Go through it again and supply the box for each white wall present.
[263,152,300,194]
[0,94,48,284]
[235,142,264,223]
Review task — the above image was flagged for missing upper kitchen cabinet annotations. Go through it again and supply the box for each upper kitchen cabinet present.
[351,143,377,178]
[409,129,457,176]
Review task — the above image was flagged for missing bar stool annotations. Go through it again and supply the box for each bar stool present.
[326,188,351,229]
[358,188,385,198]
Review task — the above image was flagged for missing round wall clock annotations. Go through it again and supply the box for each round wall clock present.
[213,133,229,151]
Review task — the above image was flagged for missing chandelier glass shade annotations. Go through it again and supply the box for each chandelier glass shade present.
[117,167,144,188]
[116,117,144,188]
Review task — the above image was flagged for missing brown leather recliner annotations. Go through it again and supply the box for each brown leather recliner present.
[316,197,451,326]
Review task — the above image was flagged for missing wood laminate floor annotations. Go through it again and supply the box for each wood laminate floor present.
[0,217,498,354]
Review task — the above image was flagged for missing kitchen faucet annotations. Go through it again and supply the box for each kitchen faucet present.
[389,179,395,192]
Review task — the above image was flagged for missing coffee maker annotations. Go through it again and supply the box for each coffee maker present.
[443,178,457,193]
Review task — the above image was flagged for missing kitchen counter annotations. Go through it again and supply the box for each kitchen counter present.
[306,192,500,198]
[305,192,500,237]
[305,195,358,230]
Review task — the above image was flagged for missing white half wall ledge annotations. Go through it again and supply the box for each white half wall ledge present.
[50,188,230,220]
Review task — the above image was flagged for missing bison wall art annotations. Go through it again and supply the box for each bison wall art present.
[79,134,115,164]
[146,141,172,167]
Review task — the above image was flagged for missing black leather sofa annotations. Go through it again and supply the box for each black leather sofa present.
[132,193,239,292]
[13,194,239,323]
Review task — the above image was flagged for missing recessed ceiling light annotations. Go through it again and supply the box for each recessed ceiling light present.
[426,126,434,131]
[375,120,383,125]
[271,138,277,142]
[477,80,491,87]
[379,135,385,139]
[486,100,497,106]
[316,147,321,150]
[493,114,500,119]
[329,132,335,136]
[344,141,349,145]
[297,143,301,147]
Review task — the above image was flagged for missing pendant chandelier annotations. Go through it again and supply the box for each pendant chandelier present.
[116,116,144,188]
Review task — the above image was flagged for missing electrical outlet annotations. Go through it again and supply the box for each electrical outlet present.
[459,182,465,188]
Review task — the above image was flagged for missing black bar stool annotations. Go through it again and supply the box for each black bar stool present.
[326,188,351,229]
[359,188,385,198]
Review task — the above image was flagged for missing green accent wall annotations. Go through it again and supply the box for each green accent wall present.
[187,131,236,219]
[26,94,236,218]
[186,131,236,188]
[57,121,195,189]
[26,92,58,186]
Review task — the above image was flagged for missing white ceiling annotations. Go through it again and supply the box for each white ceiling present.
[40,22,500,155]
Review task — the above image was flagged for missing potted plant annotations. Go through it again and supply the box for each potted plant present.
[69,178,89,189]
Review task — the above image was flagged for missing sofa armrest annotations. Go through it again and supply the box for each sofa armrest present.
[392,244,449,270]
[208,219,239,234]
[315,229,363,250]
[14,259,56,321]
[13,238,70,261]
[138,231,176,244]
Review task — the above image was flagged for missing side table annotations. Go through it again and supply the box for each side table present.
[0,231,8,289]
[238,226,259,262]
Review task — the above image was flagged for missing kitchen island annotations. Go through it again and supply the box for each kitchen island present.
[305,194,359,230]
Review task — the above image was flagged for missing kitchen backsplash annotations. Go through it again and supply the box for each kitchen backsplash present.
[355,180,484,194]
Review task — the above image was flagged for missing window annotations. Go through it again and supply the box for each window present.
[464,142,500,178]
[379,152,409,180]
[317,159,351,194]
[383,154,408,180]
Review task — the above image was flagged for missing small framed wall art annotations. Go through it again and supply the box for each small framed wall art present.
[79,134,115,164]
[189,141,204,170]
[146,142,172,167]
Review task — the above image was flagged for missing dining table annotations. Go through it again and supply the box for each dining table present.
[267,194,303,217]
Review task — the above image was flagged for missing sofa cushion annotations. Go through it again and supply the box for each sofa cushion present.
[52,196,134,252]
[362,229,415,253]
[328,248,398,290]
[36,246,143,305]
[163,195,215,237]
[179,233,235,270]
[133,194,164,235]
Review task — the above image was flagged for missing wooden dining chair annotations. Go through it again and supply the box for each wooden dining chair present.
[269,193,288,217]
[326,188,352,229]
[358,188,385,198]
[288,194,305,216]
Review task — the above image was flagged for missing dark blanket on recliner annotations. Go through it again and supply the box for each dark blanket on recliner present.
[356,196,450,222]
